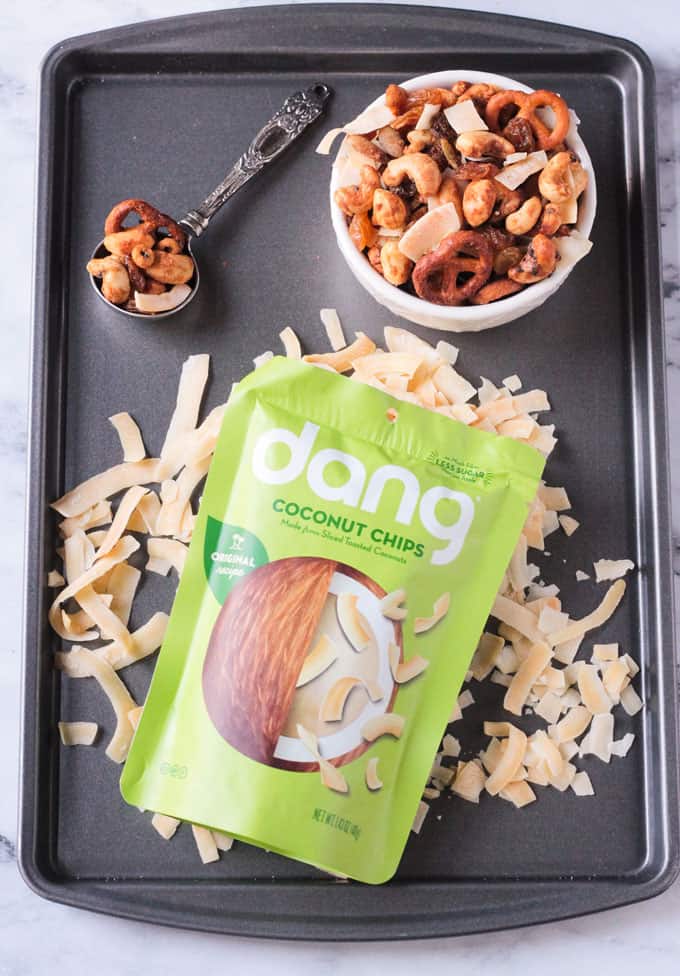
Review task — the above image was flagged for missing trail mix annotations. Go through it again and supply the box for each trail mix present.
[86,198,195,314]
[324,81,590,306]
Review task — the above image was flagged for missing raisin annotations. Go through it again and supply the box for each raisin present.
[431,111,457,143]
[428,141,449,172]
[480,226,516,253]
[503,117,536,153]
[390,177,418,202]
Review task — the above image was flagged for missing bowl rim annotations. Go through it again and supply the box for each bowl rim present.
[329,69,597,325]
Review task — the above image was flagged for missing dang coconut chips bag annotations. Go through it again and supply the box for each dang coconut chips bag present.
[122,357,544,883]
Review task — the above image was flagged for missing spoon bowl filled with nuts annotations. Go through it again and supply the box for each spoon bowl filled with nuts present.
[87,83,332,318]
[324,70,596,332]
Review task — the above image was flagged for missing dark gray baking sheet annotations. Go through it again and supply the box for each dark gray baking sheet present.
[20,3,679,939]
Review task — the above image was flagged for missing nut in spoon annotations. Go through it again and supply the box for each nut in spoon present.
[88,83,332,319]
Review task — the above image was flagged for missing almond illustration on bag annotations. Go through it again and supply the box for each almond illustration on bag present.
[122,357,544,883]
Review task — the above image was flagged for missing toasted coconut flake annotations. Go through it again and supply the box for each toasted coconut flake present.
[431,364,477,405]
[127,491,161,535]
[304,332,376,373]
[502,374,522,393]
[435,340,459,365]
[575,570,590,581]
[500,780,536,808]
[319,676,365,722]
[623,654,640,678]
[442,734,461,758]
[365,756,383,792]
[411,800,430,833]
[59,500,113,538]
[495,150,548,190]
[159,354,210,469]
[253,350,274,369]
[483,721,512,737]
[549,581,626,647]
[549,761,577,792]
[87,612,167,671]
[552,637,582,665]
[495,644,518,675]
[156,456,211,537]
[212,830,234,852]
[361,713,405,742]
[470,632,504,681]
[476,397,516,426]
[503,642,552,716]
[336,592,372,650]
[389,642,429,684]
[538,485,570,511]
[580,713,614,762]
[151,813,180,840]
[414,591,450,634]
[530,730,564,776]
[297,634,339,687]
[490,670,512,688]
[534,691,562,725]
[52,460,167,519]
[593,643,619,662]
[64,530,95,584]
[571,771,595,796]
[75,586,133,649]
[94,486,148,561]
[58,721,98,746]
[577,664,613,714]
[128,705,144,730]
[316,126,345,155]
[491,595,544,644]
[398,203,462,262]
[47,569,65,587]
[320,308,347,352]
[320,758,349,794]
[109,412,146,462]
[610,733,635,758]
[559,515,580,536]
[147,538,188,576]
[423,786,441,800]
[620,684,643,716]
[559,739,579,760]
[48,537,139,640]
[511,390,551,413]
[107,563,141,627]
[593,558,635,582]
[415,101,440,130]
[379,588,408,620]
[279,326,302,359]
[452,759,487,803]
[192,825,219,864]
[537,605,569,634]
[61,648,136,763]
[485,725,527,795]
[551,705,591,744]
[601,658,629,704]
[498,416,537,440]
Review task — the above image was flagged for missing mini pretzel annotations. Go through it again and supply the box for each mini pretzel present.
[485,90,528,131]
[412,230,493,306]
[518,90,570,151]
[104,198,187,248]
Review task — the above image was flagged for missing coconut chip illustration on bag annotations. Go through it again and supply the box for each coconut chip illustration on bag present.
[121,357,544,883]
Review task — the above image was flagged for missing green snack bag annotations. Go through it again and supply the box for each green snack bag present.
[121,357,544,883]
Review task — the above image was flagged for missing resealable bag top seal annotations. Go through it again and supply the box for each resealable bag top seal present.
[122,357,544,883]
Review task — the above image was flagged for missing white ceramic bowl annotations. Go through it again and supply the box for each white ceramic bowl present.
[330,70,597,332]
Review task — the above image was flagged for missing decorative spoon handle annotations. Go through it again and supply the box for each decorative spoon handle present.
[180,83,332,237]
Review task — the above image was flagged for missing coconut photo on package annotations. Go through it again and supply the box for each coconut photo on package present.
[121,357,544,883]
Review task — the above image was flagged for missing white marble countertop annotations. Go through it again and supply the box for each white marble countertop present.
[2,0,679,971]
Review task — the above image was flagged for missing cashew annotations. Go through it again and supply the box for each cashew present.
[367,244,384,275]
[508,233,557,284]
[538,151,588,203]
[463,179,496,227]
[145,251,195,285]
[383,153,442,197]
[505,195,542,235]
[380,241,412,285]
[345,134,386,170]
[334,165,381,215]
[375,125,405,158]
[493,181,522,218]
[372,188,408,229]
[348,212,378,251]
[537,202,563,236]
[456,131,515,160]
[86,256,131,305]
[405,130,434,154]
[103,225,155,257]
